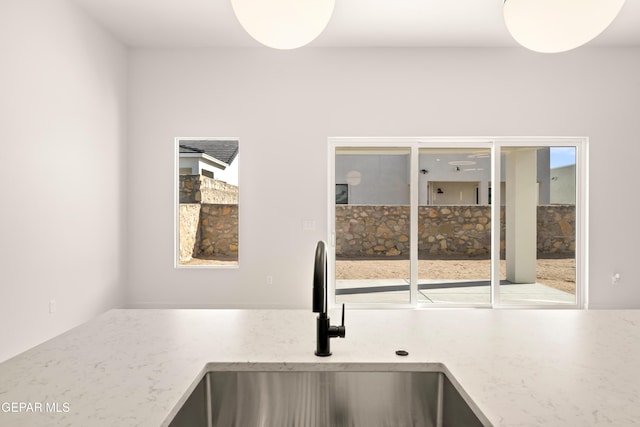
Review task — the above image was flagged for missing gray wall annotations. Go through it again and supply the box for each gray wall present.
[127,47,640,310]
[337,149,552,206]
[336,154,410,205]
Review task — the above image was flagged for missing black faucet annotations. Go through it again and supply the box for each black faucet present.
[313,240,345,357]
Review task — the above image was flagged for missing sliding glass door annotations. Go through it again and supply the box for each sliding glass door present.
[334,147,411,304]
[417,148,492,305]
[329,138,586,309]
[497,146,578,306]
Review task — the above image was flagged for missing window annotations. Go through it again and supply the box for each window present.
[175,138,239,267]
[336,184,349,204]
[329,137,587,308]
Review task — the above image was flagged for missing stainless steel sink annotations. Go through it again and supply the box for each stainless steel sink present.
[168,367,491,427]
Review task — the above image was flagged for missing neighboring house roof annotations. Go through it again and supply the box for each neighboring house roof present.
[179,140,239,165]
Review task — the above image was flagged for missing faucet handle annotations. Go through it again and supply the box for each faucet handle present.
[338,303,346,338]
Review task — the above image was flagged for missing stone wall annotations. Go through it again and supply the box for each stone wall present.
[536,205,575,255]
[335,206,410,258]
[179,175,238,204]
[418,206,494,258]
[335,205,575,259]
[179,203,239,262]
[197,204,239,258]
[178,174,239,262]
[179,204,201,262]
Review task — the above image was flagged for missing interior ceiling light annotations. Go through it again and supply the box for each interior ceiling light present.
[504,0,626,53]
[230,0,336,49]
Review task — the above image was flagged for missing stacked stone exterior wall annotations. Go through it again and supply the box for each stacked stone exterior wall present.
[197,204,239,257]
[418,206,494,258]
[178,174,239,262]
[179,203,239,261]
[335,205,575,259]
[179,175,238,204]
[536,205,575,255]
[335,206,411,258]
[179,204,201,262]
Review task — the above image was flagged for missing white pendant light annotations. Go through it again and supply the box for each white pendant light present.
[231,0,335,50]
[504,0,626,53]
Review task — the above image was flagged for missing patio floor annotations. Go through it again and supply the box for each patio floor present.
[335,279,575,305]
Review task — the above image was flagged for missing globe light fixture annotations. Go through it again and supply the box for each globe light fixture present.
[504,0,626,53]
[230,0,336,50]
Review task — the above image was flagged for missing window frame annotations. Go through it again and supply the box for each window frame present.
[174,136,240,269]
[328,137,588,309]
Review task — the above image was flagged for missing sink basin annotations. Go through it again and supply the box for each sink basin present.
[168,367,490,427]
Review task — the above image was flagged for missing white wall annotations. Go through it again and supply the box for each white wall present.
[127,47,640,310]
[551,164,577,204]
[0,0,128,361]
[216,156,239,186]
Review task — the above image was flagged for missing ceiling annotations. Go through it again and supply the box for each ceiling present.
[71,0,640,49]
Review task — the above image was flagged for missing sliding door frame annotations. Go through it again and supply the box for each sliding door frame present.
[328,137,588,310]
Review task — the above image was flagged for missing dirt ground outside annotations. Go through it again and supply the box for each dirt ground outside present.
[336,258,576,294]
[180,256,238,266]
[181,256,576,295]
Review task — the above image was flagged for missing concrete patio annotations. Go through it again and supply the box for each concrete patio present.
[336,278,575,305]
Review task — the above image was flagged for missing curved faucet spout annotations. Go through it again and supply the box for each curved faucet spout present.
[312,240,326,315]
[312,240,345,357]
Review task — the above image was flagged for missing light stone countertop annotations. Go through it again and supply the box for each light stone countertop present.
[1,309,639,426]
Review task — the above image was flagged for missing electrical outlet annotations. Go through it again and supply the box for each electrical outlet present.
[49,299,56,314]
[302,220,316,231]
[266,275,273,285]
[612,273,621,285]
